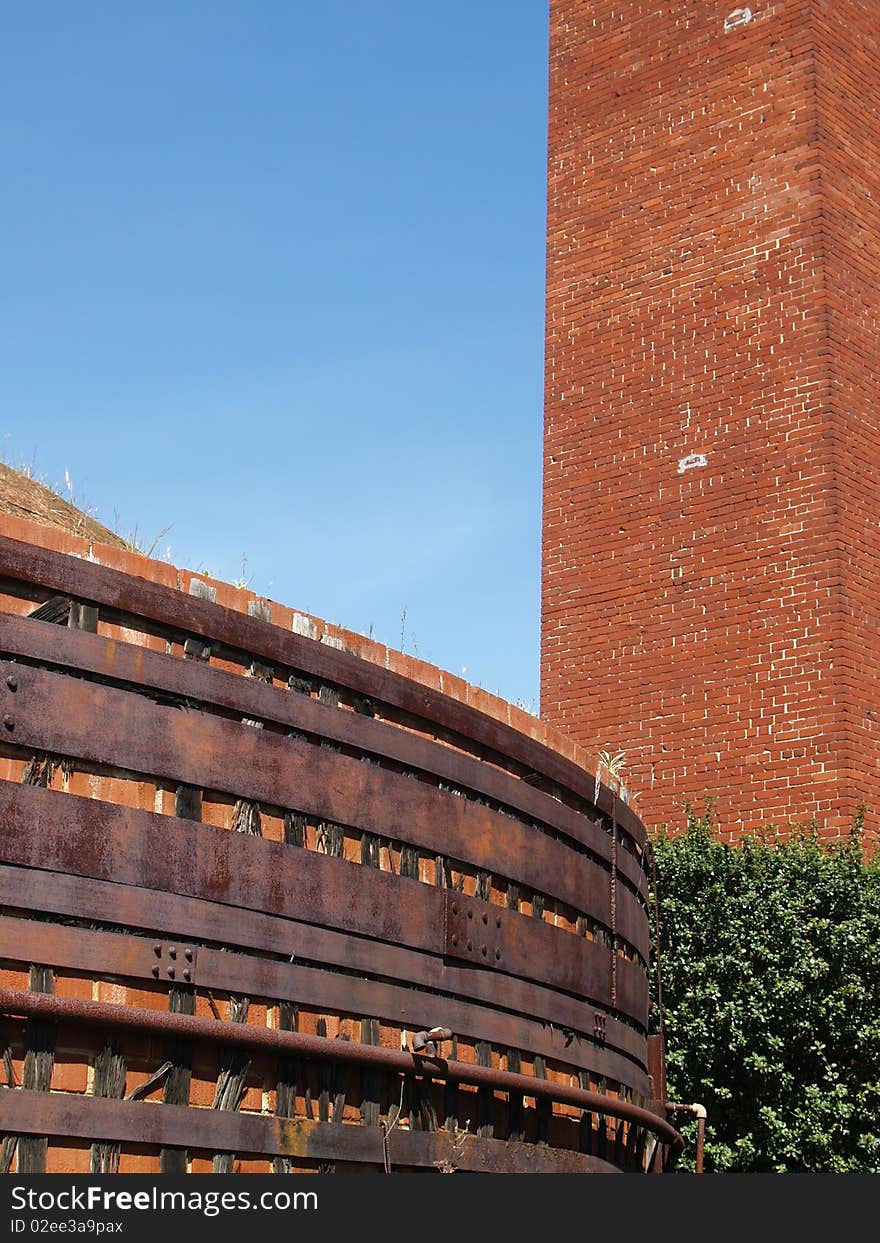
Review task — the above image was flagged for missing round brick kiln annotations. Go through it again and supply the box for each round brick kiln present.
[0,516,680,1173]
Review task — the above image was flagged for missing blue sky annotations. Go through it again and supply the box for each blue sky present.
[1,2,549,709]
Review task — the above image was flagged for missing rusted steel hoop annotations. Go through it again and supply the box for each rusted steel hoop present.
[0,863,647,1082]
[0,613,648,896]
[0,1090,628,1172]
[0,533,646,849]
[0,666,649,958]
[0,914,648,1091]
[0,862,646,1059]
[0,780,649,1021]
[0,988,682,1150]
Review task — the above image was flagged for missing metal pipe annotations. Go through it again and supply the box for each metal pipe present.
[665,1102,707,1172]
[0,987,682,1150]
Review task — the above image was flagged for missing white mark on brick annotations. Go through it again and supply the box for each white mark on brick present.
[320,633,345,650]
[724,7,752,31]
[291,613,317,639]
[677,453,709,474]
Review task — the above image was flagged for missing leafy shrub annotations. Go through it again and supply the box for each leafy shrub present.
[649,803,880,1171]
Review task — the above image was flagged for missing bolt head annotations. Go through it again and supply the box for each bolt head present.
[6,676,17,692]
[3,715,14,731]
[167,966,175,979]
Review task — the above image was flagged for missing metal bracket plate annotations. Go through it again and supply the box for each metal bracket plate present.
[150,941,198,986]
[443,891,504,969]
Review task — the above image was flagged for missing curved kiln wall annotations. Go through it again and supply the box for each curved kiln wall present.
[0,514,670,1173]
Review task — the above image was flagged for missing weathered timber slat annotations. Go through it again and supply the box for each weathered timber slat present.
[0,866,648,1078]
[0,916,645,1092]
[0,781,648,1022]
[0,659,648,957]
[0,1089,626,1172]
[0,533,645,848]
[0,612,647,896]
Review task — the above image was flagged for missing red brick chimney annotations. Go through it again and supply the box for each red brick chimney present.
[541,1,879,840]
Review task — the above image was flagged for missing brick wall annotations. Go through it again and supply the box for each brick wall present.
[541,1,879,841]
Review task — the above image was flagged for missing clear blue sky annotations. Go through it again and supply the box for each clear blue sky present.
[1,2,549,709]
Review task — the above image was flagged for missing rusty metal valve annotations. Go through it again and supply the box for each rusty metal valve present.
[410,1027,453,1057]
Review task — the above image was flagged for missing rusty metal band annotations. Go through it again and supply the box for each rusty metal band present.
[0,613,648,898]
[0,1090,629,1172]
[0,533,646,850]
[0,990,681,1149]
[0,862,648,1085]
[0,660,649,961]
[0,656,645,950]
[0,780,648,1022]
[0,915,646,1092]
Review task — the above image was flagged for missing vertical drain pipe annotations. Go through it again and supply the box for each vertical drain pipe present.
[665,1102,707,1173]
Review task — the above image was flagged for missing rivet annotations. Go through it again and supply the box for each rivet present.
[451,902,458,916]
[496,916,501,928]
[467,940,473,952]
[6,676,17,692]
[482,913,488,925]
[467,910,473,920]
[3,715,14,731]
[451,934,458,947]
[495,949,501,961]
[153,944,162,956]
[168,947,177,959]
[167,966,175,979]
[481,946,488,957]
[182,969,191,983]
[184,948,193,962]
[151,966,159,978]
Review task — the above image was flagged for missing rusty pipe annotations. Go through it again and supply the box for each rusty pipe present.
[665,1102,706,1172]
[0,987,682,1150]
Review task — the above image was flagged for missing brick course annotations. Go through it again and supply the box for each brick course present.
[541,1,879,841]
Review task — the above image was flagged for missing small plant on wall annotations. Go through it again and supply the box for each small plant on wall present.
[595,748,631,804]
[598,748,627,779]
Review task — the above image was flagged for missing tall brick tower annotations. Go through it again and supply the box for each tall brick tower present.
[541,2,879,839]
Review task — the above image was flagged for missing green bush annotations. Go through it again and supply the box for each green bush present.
[649,803,880,1172]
